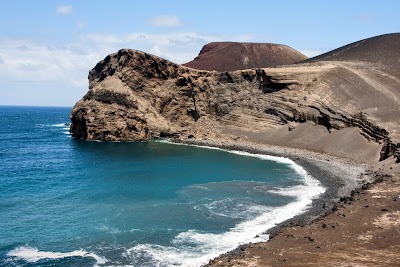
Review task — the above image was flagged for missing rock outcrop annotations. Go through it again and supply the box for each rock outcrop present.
[183,42,308,71]
[70,33,400,162]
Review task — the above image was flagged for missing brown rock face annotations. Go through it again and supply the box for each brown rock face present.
[70,34,400,161]
[183,42,308,71]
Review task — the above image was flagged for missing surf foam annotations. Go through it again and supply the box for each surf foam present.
[7,246,107,265]
[127,140,326,266]
[126,189,321,266]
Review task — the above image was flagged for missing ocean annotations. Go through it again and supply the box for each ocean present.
[0,106,324,267]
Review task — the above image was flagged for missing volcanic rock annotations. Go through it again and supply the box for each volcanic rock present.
[183,42,308,71]
[70,33,400,162]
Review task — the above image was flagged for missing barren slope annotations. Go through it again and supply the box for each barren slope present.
[69,33,400,267]
[306,33,400,75]
[70,34,400,162]
[183,42,308,71]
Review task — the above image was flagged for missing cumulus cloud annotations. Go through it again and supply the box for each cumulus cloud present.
[56,5,73,15]
[81,32,260,62]
[0,38,93,90]
[150,15,181,27]
[0,32,259,105]
[81,32,228,63]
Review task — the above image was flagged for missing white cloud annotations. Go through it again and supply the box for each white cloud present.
[0,39,92,89]
[79,32,264,62]
[150,15,181,27]
[56,5,73,15]
[300,50,324,58]
[0,32,259,105]
[81,32,228,63]
[76,19,86,30]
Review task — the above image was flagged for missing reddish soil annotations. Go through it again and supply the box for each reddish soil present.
[183,42,307,71]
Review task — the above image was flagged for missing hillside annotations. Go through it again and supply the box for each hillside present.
[306,33,400,69]
[70,34,400,162]
[183,42,308,71]
[69,33,400,267]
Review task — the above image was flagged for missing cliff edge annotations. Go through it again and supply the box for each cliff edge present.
[70,33,400,163]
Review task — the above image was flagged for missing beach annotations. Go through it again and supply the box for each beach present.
[65,30,400,266]
[208,172,400,266]
[170,137,400,266]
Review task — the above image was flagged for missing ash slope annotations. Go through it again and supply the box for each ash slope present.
[70,33,400,163]
[183,42,308,71]
[306,33,400,69]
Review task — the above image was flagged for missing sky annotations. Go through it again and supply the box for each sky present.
[0,1,399,106]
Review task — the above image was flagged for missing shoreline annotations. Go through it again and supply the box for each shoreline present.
[169,137,375,264]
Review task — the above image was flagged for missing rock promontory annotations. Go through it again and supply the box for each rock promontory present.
[70,34,400,162]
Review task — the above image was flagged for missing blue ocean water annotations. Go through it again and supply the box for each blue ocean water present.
[0,106,324,267]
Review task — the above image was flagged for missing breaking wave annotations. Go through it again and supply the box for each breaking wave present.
[7,246,107,266]
[125,141,325,266]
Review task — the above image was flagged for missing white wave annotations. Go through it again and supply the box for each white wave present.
[98,225,121,234]
[52,123,69,127]
[142,140,325,266]
[190,184,211,191]
[126,175,324,266]
[35,123,70,131]
[157,140,307,176]
[204,198,270,219]
[7,246,107,265]
[269,184,316,198]
[155,139,225,152]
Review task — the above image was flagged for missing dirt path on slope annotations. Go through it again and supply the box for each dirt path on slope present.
[333,61,400,103]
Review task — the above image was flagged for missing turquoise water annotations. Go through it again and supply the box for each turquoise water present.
[0,106,324,266]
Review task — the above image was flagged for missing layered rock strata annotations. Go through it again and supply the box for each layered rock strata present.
[71,34,400,162]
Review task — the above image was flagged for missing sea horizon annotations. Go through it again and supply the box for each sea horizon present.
[0,104,73,108]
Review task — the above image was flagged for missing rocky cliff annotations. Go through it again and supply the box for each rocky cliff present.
[70,33,400,162]
[183,42,308,71]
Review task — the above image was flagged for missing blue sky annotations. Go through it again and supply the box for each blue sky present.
[0,1,399,106]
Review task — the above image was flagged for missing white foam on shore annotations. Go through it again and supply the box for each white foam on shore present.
[204,198,270,219]
[126,187,322,266]
[157,139,305,173]
[52,123,70,127]
[127,140,326,266]
[7,246,107,266]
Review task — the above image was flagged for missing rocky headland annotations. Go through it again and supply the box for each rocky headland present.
[71,33,400,162]
[70,33,400,266]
